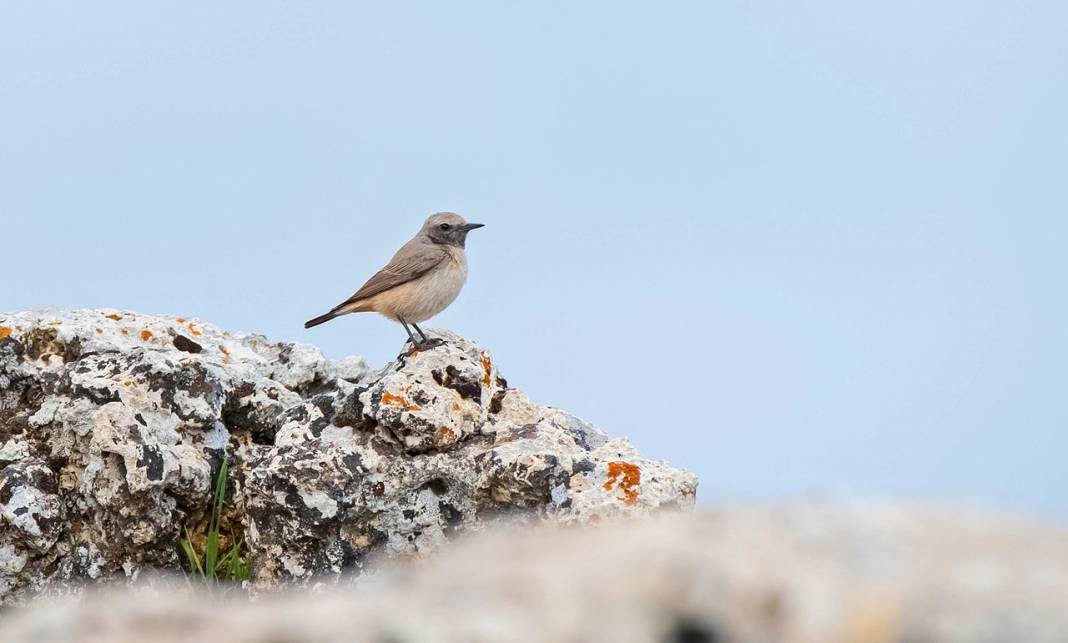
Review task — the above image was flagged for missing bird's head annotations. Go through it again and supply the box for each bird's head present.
[422,212,484,248]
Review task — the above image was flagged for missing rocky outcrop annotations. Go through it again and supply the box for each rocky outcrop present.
[0,309,696,604]
[2,505,1066,643]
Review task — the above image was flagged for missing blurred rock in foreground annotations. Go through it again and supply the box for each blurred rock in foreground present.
[1,504,1066,643]
[0,309,695,604]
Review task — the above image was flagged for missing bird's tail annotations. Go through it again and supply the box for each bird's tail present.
[304,311,342,329]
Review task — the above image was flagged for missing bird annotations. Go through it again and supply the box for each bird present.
[304,212,484,349]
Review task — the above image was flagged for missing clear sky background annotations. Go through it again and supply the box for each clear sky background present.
[3,2,1066,519]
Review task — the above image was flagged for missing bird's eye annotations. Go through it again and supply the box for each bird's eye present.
[439,223,451,231]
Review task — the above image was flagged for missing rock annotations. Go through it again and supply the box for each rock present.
[0,309,696,603]
[1,505,1066,643]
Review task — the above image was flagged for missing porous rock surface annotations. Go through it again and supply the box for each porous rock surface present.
[0,309,695,603]
[1,505,1066,643]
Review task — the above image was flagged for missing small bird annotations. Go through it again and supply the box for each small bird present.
[304,212,484,349]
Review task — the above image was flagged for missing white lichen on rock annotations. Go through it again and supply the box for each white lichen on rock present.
[0,309,695,603]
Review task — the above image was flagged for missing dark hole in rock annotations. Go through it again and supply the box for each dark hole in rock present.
[418,478,449,495]
[430,365,482,403]
[136,446,165,482]
[438,501,463,531]
[110,452,127,479]
[488,388,507,414]
[339,540,361,569]
[172,335,202,354]
[249,428,276,446]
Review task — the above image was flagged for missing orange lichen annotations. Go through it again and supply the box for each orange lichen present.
[176,317,186,323]
[120,329,129,336]
[451,402,460,412]
[603,461,641,506]
[106,314,122,321]
[219,345,230,356]
[480,352,492,385]
[438,426,456,442]
[140,330,153,341]
[95,328,103,334]
[187,323,202,336]
[0,327,11,339]
[382,392,405,406]
[381,391,421,411]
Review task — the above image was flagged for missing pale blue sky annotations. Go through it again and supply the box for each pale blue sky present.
[3,2,1067,518]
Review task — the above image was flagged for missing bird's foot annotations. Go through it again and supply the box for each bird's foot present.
[401,337,444,357]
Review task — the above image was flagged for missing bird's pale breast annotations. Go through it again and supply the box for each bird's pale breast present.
[368,247,468,323]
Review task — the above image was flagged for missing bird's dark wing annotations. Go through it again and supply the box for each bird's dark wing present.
[330,239,447,312]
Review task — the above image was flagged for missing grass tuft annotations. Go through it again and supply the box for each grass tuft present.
[180,458,253,587]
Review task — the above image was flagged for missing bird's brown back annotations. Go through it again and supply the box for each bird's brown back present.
[329,238,448,314]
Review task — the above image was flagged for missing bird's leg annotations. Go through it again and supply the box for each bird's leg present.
[411,322,443,349]
[396,315,419,346]
[412,322,429,343]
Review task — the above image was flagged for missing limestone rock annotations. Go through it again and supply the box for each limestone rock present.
[0,309,696,603]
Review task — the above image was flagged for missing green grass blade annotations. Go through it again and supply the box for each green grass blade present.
[181,531,204,577]
[211,458,228,530]
[216,546,233,568]
[238,555,252,582]
[226,543,240,581]
[205,530,220,583]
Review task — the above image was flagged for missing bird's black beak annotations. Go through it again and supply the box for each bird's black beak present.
[463,223,485,231]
